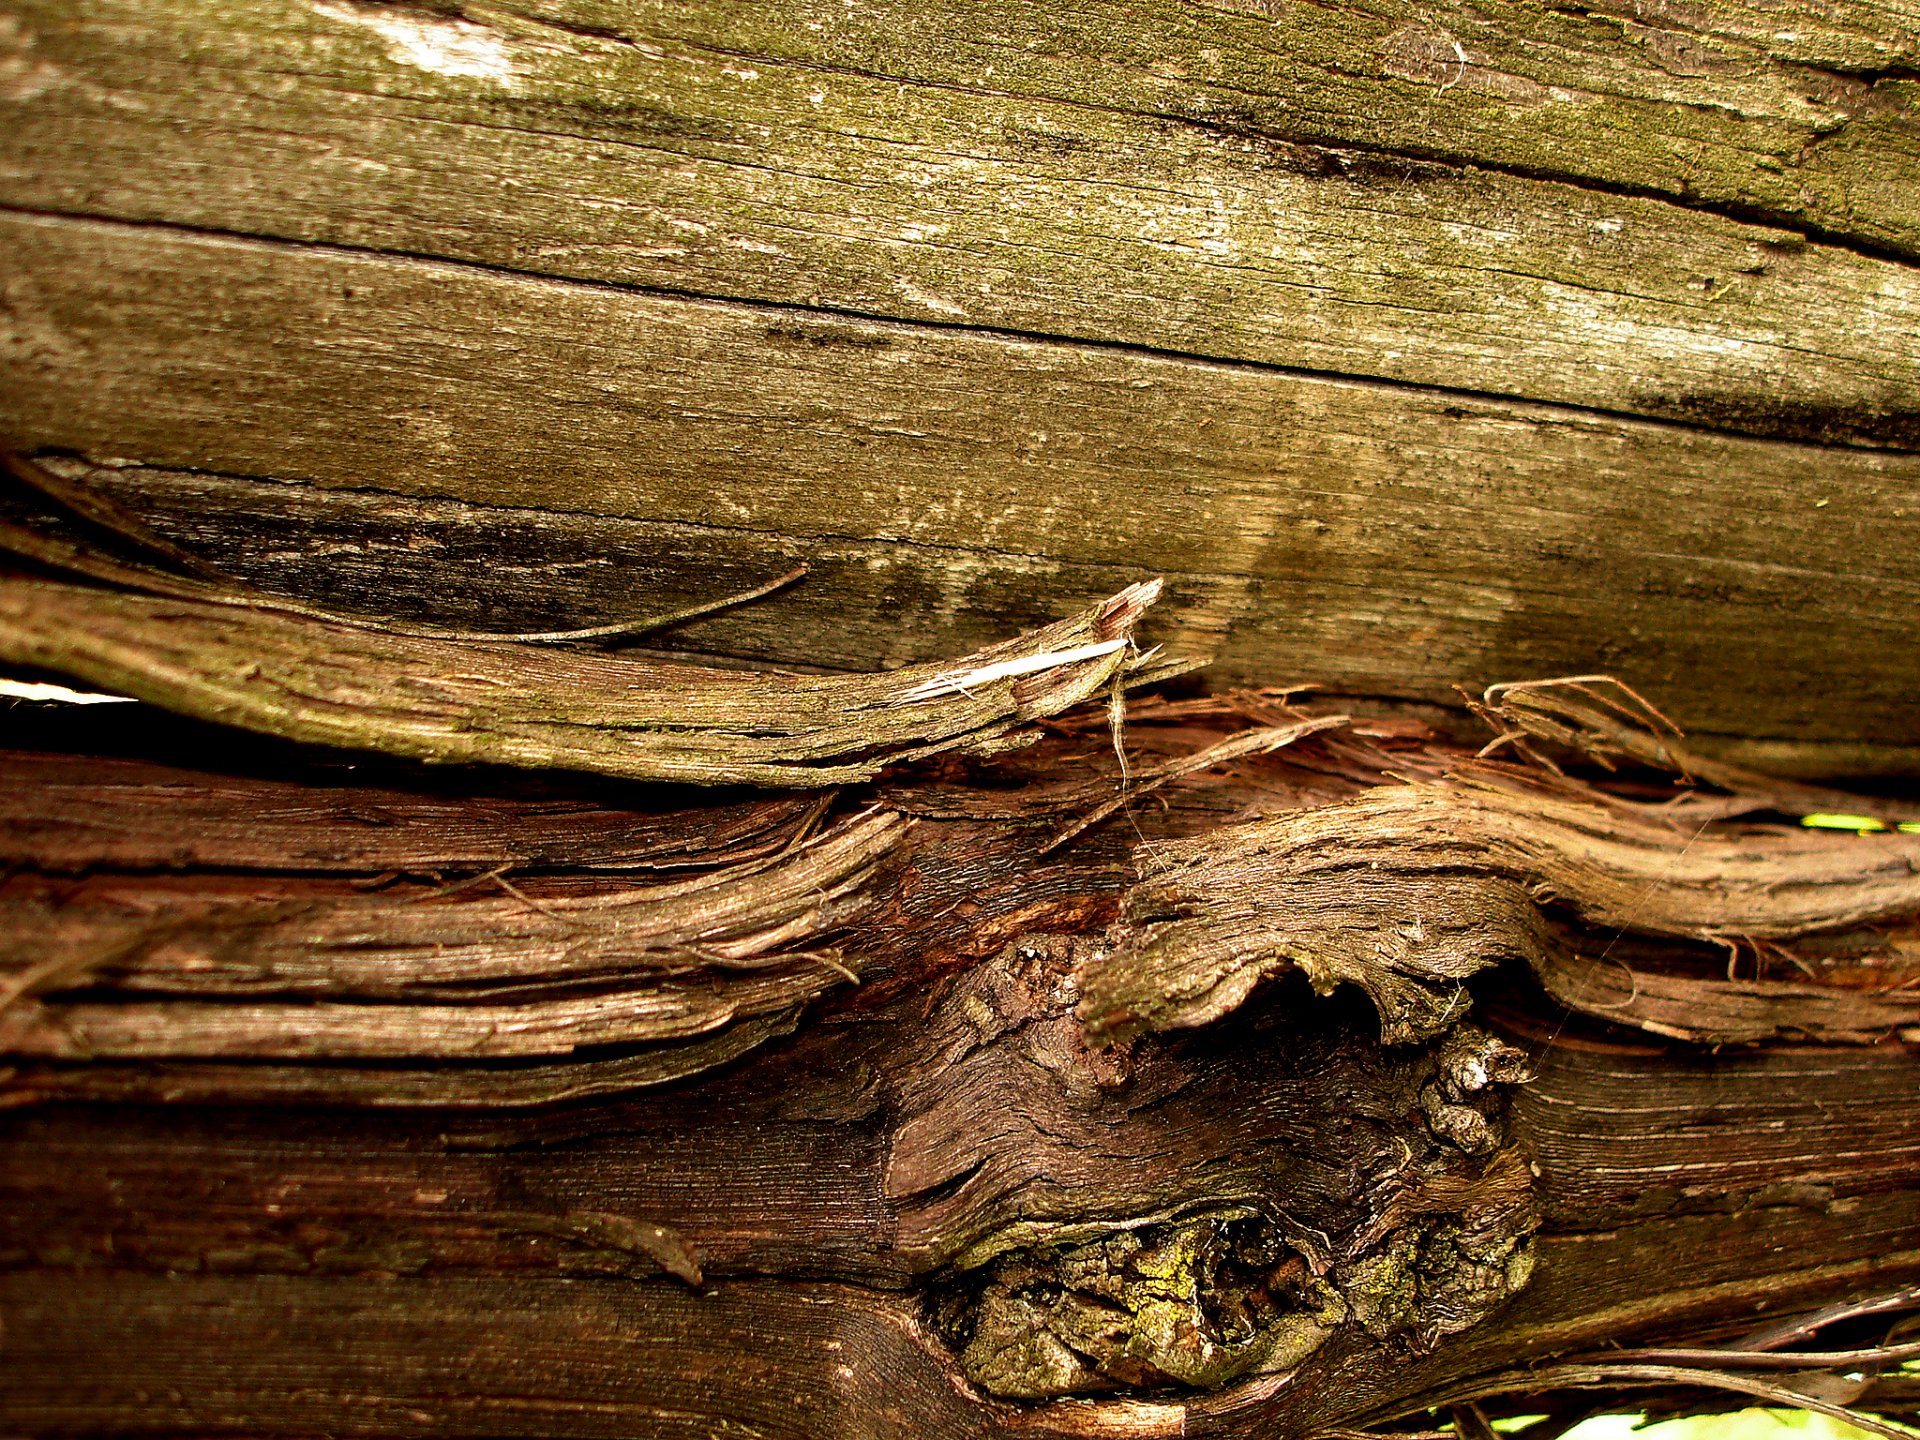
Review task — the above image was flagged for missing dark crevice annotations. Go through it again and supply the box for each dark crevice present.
[7,443,1253,589]
[32,449,1920,673]
[1198,118,1920,274]
[10,203,1920,458]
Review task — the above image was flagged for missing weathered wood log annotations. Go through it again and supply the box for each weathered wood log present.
[4,1,1920,1434]
[2,672,1918,1436]
[5,1,1920,772]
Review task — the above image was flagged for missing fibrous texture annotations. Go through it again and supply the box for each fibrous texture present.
[1083,772,1920,1045]
[0,571,1169,785]
[0,809,904,1102]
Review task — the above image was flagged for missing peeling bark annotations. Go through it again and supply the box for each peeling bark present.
[1082,771,1920,1045]
[0,567,1173,785]
[2,641,1917,1436]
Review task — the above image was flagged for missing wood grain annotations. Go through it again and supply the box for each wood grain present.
[4,213,1917,772]
[534,0,1920,260]
[0,748,819,873]
[2,5,1917,1427]
[3,0,1919,440]
[3,996,1917,1436]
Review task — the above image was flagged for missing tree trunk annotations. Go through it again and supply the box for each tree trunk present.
[1,649,1916,1437]
[2,1,1919,1436]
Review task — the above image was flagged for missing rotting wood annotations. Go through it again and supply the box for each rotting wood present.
[2,675,1919,1434]
[5,1,1920,442]
[3,0,1920,1425]
[6,220,1920,775]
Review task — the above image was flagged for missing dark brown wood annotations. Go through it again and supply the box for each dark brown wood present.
[0,748,822,875]
[3,692,1918,1437]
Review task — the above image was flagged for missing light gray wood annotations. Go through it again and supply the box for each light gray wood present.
[546,0,1920,258]
[3,212,1917,773]
[2,0,1919,441]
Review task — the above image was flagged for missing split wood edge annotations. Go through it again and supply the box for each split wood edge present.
[0,567,1177,786]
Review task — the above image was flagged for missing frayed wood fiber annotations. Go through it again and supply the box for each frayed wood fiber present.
[0,570,1171,785]
[1082,771,1920,1046]
[0,810,905,1063]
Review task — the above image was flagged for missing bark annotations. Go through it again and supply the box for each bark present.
[2,566,1917,1435]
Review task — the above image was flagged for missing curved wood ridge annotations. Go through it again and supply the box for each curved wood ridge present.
[1082,770,1920,1045]
[0,809,905,1061]
[0,569,1168,784]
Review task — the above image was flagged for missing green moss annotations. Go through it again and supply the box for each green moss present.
[935,1213,1340,1399]
[1341,1231,1421,1338]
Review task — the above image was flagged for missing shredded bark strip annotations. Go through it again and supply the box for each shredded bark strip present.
[1082,771,1920,1046]
[1474,676,1920,825]
[7,689,1915,1108]
[0,571,1171,785]
[0,810,904,1063]
[0,749,824,874]
[0,1015,804,1109]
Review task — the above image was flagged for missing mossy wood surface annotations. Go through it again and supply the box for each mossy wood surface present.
[2,2,1919,770]
[4,0,1920,440]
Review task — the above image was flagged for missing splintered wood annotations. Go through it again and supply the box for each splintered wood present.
[0,477,1916,1430]
[1,637,1918,1434]
[3,655,1917,1104]
[0,570,1170,785]
[1080,773,1920,1047]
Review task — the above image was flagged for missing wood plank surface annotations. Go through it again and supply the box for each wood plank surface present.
[545,0,1920,259]
[2,0,1919,441]
[4,211,1917,773]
